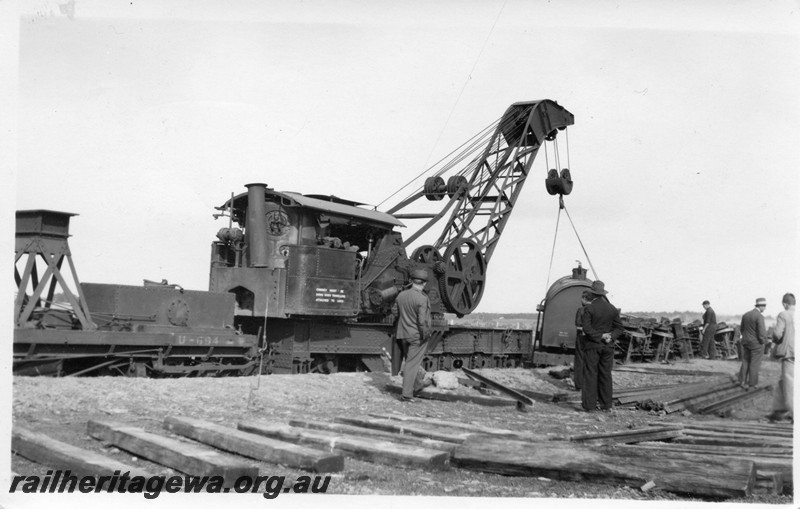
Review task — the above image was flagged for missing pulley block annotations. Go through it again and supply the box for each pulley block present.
[545,168,573,196]
[446,175,468,198]
[423,176,446,201]
[410,245,442,264]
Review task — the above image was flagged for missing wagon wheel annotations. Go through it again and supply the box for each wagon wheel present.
[410,245,442,264]
[438,238,486,316]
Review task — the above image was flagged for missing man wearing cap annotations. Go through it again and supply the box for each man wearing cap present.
[700,300,718,359]
[767,293,795,422]
[393,268,433,401]
[739,298,768,389]
[580,281,624,412]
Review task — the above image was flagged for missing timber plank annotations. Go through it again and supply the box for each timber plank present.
[647,422,792,444]
[237,421,449,470]
[384,383,517,407]
[612,366,728,376]
[665,391,752,413]
[697,386,771,414]
[334,416,471,443]
[569,426,683,445]
[616,380,732,405]
[12,427,150,478]
[754,471,784,495]
[288,419,458,454]
[680,430,791,446]
[696,419,793,431]
[626,443,793,463]
[453,437,755,499]
[87,420,258,485]
[670,435,790,449]
[636,382,740,410]
[367,412,543,440]
[163,416,344,472]
[622,444,793,490]
[663,384,743,412]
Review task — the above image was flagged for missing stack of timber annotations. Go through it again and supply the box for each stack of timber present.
[12,427,152,479]
[556,378,771,415]
[238,420,451,470]
[611,365,729,377]
[452,435,756,499]
[628,420,793,495]
[86,420,260,486]
[12,412,791,500]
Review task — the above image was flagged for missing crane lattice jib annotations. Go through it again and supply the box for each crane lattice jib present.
[433,100,574,263]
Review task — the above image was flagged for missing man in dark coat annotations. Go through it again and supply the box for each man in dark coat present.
[739,297,768,389]
[392,268,433,401]
[572,291,593,391]
[700,300,718,359]
[580,281,624,412]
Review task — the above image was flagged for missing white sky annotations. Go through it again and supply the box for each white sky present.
[6,0,800,320]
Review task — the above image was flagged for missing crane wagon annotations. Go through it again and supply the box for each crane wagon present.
[13,100,575,376]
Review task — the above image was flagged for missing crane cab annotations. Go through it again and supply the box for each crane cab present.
[209,183,407,323]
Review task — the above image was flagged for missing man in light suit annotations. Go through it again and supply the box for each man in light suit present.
[739,297,768,389]
[768,293,795,422]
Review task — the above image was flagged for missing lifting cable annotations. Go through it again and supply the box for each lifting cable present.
[375,0,508,211]
[544,196,600,291]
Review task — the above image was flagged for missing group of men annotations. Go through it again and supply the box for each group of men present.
[391,266,794,422]
[737,294,795,421]
[699,295,795,421]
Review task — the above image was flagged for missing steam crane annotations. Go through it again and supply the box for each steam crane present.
[209,99,575,374]
[386,100,574,317]
[12,99,576,377]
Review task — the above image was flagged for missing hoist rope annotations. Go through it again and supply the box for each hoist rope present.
[544,201,562,292]
[544,196,600,291]
[543,142,550,172]
[375,118,499,209]
[376,0,507,211]
[563,202,599,280]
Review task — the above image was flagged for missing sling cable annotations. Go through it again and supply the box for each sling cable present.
[542,132,599,292]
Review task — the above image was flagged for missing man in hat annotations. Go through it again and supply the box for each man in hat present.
[700,300,718,359]
[767,293,795,422]
[739,298,768,389]
[393,268,433,401]
[580,280,624,412]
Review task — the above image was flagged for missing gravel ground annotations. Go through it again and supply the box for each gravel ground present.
[10,357,791,505]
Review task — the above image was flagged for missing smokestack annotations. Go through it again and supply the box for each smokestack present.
[245,183,269,267]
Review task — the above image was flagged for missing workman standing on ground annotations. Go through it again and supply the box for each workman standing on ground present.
[739,298,768,389]
[580,281,624,412]
[572,290,593,392]
[392,268,433,402]
[768,292,795,422]
[700,300,718,359]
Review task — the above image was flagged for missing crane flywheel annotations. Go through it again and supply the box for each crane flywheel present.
[437,238,486,317]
